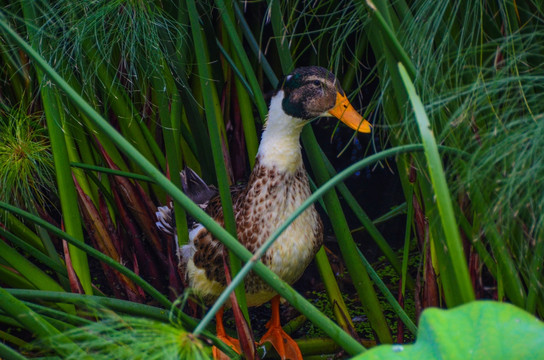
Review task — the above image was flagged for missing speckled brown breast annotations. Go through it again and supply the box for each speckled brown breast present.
[184,156,323,306]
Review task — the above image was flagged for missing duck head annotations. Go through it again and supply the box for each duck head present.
[259,66,371,172]
[279,66,371,132]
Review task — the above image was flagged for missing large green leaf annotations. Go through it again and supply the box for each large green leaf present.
[354,301,544,360]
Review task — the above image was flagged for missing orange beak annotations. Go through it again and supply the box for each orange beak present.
[328,92,371,133]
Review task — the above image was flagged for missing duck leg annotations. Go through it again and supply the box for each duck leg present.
[212,307,241,360]
[259,296,303,360]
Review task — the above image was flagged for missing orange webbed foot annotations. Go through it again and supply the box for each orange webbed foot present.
[213,308,241,360]
[258,296,303,360]
[213,335,241,360]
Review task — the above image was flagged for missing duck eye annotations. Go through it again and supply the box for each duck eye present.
[312,80,321,86]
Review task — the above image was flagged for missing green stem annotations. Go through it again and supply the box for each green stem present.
[0,228,67,279]
[401,184,414,296]
[153,74,190,246]
[526,226,544,312]
[0,232,67,294]
[363,0,417,79]
[25,301,93,327]
[315,247,356,332]
[0,341,28,360]
[356,248,418,335]
[43,88,92,294]
[214,0,268,120]
[398,62,475,305]
[7,289,174,325]
[185,0,249,322]
[232,0,278,86]
[268,0,294,74]
[0,201,171,307]
[0,287,82,357]
[70,163,155,182]
[303,126,393,344]
[18,2,92,295]
[320,150,414,289]
[3,212,45,253]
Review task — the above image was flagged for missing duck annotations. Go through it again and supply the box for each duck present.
[156,66,371,359]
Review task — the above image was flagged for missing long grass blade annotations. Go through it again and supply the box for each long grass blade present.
[7,289,175,324]
[70,163,155,183]
[41,87,93,295]
[2,212,45,253]
[185,0,249,323]
[232,0,278,87]
[0,201,170,307]
[401,183,414,296]
[320,150,414,289]
[302,126,393,344]
[0,340,28,360]
[215,0,268,120]
[398,62,474,305]
[0,286,82,357]
[153,73,190,247]
[0,228,68,283]
[314,247,356,333]
[526,226,544,313]
[356,248,417,335]
[363,1,416,79]
[18,3,93,295]
[268,0,294,74]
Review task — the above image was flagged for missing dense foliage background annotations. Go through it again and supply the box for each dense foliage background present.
[0,0,543,358]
